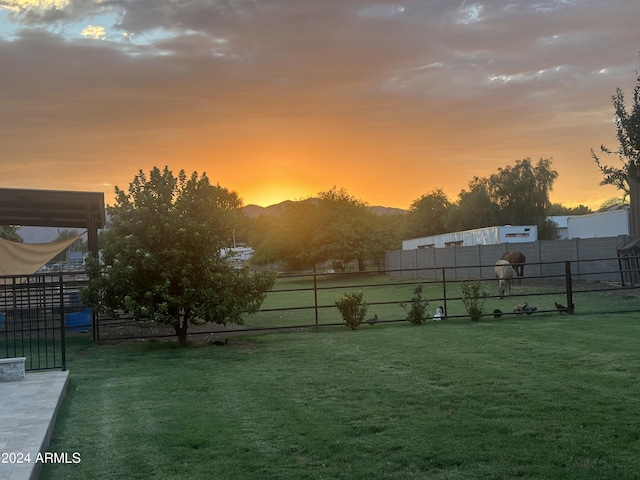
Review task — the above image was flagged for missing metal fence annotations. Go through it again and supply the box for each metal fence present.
[94,257,640,343]
[3,258,638,349]
[0,272,89,371]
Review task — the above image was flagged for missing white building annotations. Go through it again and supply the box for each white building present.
[566,208,629,239]
[402,225,538,250]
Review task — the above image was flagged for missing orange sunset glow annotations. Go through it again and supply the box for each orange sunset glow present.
[2,1,639,210]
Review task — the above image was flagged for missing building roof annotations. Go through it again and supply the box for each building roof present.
[0,188,105,229]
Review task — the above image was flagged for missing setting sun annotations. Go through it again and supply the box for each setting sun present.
[241,183,315,208]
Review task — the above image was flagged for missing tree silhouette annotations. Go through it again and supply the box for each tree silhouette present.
[406,189,452,239]
[592,62,640,234]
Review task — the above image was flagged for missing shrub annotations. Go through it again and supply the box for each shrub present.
[461,280,487,321]
[401,284,430,325]
[335,291,368,330]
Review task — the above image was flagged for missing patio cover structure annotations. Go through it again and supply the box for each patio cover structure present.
[0,188,106,258]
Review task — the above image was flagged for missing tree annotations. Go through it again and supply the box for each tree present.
[446,177,498,232]
[592,63,640,234]
[598,197,628,212]
[0,226,22,242]
[538,218,559,241]
[547,203,592,216]
[406,189,452,239]
[251,187,393,272]
[83,166,276,346]
[251,198,322,270]
[487,158,558,235]
[312,187,380,271]
[370,212,406,262]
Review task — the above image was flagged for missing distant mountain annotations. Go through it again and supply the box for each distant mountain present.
[243,200,407,218]
[243,200,297,218]
[369,206,408,216]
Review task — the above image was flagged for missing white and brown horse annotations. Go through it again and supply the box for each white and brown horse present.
[495,260,515,297]
[501,251,526,278]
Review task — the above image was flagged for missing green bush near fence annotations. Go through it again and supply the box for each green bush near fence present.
[335,291,368,330]
[400,284,430,324]
[461,280,488,321]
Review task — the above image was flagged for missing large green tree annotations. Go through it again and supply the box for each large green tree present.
[487,158,558,230]
[592,64,640,234]
[405,189,452,239]
[406,159,558,239]
[84,166,275,346]
[251,187,397,271]
[312,188,381,271]
[252,199,322,270]
[446,177,498,232]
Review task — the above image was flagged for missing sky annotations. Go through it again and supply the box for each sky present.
[1,0,639,210]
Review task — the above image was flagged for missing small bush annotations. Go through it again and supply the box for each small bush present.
[461,280,487,321]
[335,291,368,330]
[401,284,430,325]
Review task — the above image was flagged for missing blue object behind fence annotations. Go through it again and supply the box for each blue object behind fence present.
[0,312,4,328]
[66,308,92,332]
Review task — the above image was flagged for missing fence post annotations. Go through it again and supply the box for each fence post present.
[313,273,319,330]
[565,261,574,315]
[59,273,67,371]
[441,268,448,318]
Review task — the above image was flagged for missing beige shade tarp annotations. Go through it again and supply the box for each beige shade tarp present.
[0,233,85,276]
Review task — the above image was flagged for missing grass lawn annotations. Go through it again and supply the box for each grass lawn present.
[42,313,640,479]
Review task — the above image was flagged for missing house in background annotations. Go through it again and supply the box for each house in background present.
[566,208,629,239]
[402,225,537,250]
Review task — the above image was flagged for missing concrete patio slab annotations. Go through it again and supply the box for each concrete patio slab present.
[0,370,69,480]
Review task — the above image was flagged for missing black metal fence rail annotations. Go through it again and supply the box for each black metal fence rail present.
[4,257,636,351]
[95,257,640,343]
[0,273,74,371]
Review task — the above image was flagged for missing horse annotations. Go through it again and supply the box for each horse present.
[501,251,526,278]
[495,260,515,298]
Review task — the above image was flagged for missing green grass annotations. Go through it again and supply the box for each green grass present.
[42,314,640,479]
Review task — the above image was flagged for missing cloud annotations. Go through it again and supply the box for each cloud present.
[0,0,639,208]
[80,23,105,39]
[454,2,484,25]
[1,0,74,25]
[1,0,71,14]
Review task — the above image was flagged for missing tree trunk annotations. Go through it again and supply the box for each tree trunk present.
[629,166,640,236]
[173,323,188,347]
[173,310,190,347]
